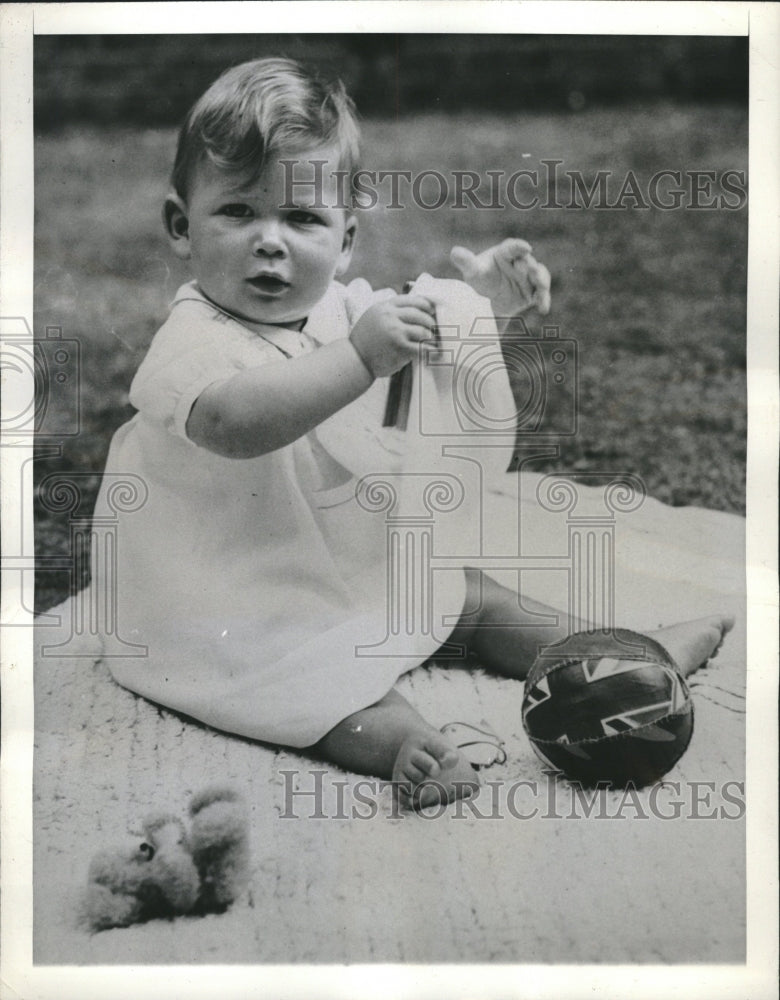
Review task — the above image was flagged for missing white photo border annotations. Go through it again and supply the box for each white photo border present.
[1,3,777,998]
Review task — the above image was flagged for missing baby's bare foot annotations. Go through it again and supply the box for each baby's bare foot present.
[650,614,735,677]
[393,731,480,810]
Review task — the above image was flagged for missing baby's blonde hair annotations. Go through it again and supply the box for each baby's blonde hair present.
[171,57,360,199]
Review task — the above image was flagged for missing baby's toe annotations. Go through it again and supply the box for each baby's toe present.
[408,748,441,779]
[421,733,460,769]
[718,614,735,643]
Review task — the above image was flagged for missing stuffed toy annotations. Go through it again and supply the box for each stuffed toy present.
[84,786,249,931]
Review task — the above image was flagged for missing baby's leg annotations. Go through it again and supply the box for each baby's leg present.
[443,568,576,678]
[448,569,734,679]
[309,689,479,809]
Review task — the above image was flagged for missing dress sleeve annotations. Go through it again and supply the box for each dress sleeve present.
[129,299,276,440]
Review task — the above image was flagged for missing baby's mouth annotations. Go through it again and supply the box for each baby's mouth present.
[248,274,290,296]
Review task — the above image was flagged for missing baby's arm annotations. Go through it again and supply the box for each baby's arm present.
[187,295,436,459]
[450,239,551,330]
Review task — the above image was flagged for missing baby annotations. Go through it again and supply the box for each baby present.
[95,58,732,809]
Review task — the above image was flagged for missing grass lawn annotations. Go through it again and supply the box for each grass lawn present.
[33,105,747,612]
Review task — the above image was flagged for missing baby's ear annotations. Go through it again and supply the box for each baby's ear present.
[335,214,358,278]
[163,193,191,259]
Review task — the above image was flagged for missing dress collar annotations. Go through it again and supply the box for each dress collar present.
[172,281,316,358]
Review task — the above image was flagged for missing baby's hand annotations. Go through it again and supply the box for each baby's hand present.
[450,239,551,316]
[349,294,438,378]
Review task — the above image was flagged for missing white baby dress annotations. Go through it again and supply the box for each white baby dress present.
[94,275,745,747]
[95,277,477,745]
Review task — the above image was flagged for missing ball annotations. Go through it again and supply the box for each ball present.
[521,629,693,787]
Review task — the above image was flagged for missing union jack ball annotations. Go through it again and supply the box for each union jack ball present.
[521,629,693,787]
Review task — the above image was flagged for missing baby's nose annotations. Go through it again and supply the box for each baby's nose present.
[251,221,285,257]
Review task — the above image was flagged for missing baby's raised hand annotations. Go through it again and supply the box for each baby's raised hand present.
[450,239,551,316]
[349,294,438,378]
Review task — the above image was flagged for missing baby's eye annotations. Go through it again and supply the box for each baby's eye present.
[288,210,323,226]
[220,203,253,219]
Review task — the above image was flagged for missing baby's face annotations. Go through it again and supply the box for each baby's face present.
[169,148,356,327]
